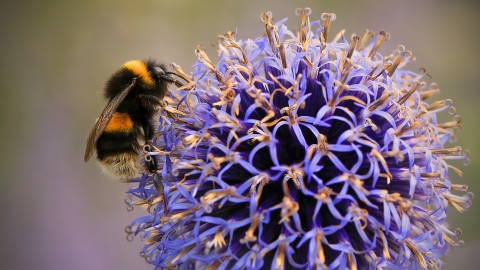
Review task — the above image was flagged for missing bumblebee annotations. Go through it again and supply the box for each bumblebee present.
[84,60,182,181]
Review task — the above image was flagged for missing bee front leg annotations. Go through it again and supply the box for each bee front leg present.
[141,123,168,213]
[141,121,158,174]
[138,94,163,111]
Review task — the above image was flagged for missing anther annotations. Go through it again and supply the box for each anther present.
[296,8,311,44]
[329,80,350,107]
[387,49,412,77]
[398,81,424,105]
[396,121,421,137]
[195,45,223,83]
[321,13,336,44]
[357,29,375,51]
[368,92,391,112]
[368,31,389,59]
[261,12,280,49]
[279,43,288,68]
[218,34,248,64]
[364,118,378,131]
[416,84,437,102]
[430,147,462,155]
[437,115,462,130]
[451,184,468,192]
[347,35,360,59]
[170,62,191,85]
[369,63,392,81]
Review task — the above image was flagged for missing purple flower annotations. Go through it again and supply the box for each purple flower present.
[125,8,472,269]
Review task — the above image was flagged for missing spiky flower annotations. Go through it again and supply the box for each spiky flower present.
[124,8,472,269]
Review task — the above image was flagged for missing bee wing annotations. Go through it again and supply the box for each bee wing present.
[84,78,137,162]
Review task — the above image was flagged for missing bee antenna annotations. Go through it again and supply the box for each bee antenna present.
[162,72,188,87]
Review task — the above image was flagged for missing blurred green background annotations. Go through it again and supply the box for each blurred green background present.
[0,0,478,269]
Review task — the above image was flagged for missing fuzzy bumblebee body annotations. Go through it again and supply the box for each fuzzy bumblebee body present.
[85,60,176,181]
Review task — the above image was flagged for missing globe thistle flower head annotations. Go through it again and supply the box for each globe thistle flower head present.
[125,8,472,269]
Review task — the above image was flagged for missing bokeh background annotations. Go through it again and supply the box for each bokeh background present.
[0,0,479,269]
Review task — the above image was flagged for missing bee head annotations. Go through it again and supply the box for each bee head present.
[151,65,181,88]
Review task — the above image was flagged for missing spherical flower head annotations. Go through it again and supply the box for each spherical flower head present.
[125,8,472,269]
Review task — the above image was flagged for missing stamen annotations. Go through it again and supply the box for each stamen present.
[250,173,270,195]
[421,172,441,179]
[278,196,300,224]
[386,47,412,76]
[212,228,226,248]
[170,244,196,265]
[347,253,358,270]
[370,149,392,183]
[442,192,472,212]
[329,80,350,107]
[321,13,336,44]
[369,63,392,81]
[357,29,375,51]
[448,165,464,177]
[206,260,222,270]
[430,146,462,155]
[218,34,248,64]
[398,81,424,105]
[313,187,336,203]
[368,92,391,112]
[347,35,360,59]
[363,118,378,131]
[170,62,192,84]
[200,188,236,211]
[274,235,287,269]
[240,213,262,243]
[385,193,411,211]
[337,95,367,107]
[279,43,288,68]
[377,228,391,259]
[195,45,223,83]
[164,206,202,223]
[348,204,369,229]
[331,29,346,44]
[437,115,462,130]
[405,240,427,269]
[315,232,326,264]
[420,83,440,100]
[368,31,389,59]
[395,121,421,137]
[296,8,311,45]
[280,104,299,124]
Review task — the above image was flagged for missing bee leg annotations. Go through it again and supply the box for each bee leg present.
[142,141,156,173]
[153,173,168,212]
[138,94,162,109]
[144,147,158,173]
[141,121,168,213]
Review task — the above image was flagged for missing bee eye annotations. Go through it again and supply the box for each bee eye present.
[153,67,166,77]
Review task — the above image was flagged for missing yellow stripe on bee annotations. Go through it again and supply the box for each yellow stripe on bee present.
[123,60,154,87]
[105,112,134,132]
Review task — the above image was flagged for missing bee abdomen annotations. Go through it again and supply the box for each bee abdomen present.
[96,113,140,181]
[98,151,139,181]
